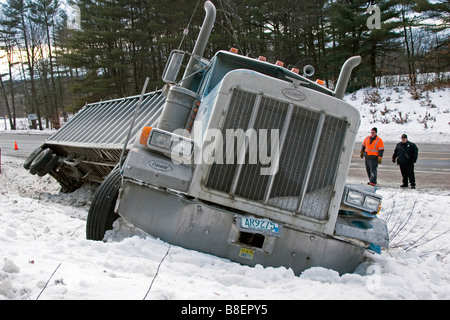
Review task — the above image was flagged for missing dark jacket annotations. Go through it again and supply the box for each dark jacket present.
[393,141,418,165]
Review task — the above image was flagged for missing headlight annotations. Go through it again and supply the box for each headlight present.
[149,130,172,149]
[343,186,382,214]
[139,126,194,164]
[346,189,365,206]
[364,196,381,212]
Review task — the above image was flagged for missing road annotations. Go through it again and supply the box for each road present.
[0,132,51,158]
[350,142,450,190]
[1,132,449,190]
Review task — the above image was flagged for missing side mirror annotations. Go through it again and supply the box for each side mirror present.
[162,50,185,84]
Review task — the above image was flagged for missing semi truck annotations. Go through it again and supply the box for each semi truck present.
[24,1,388,275]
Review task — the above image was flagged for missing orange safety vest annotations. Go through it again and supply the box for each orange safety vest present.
[363,136,384,156]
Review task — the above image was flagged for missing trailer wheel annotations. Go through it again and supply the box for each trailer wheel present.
[37,154,59,177]
[23,147,43,170]
[29,148,54,175]
[86,168,122,241]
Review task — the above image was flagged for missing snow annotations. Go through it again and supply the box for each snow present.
[349,84,450,144]
[1,85,449,300]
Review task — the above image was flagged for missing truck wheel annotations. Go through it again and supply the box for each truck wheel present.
[86,168,122,240]
[23,147,43,170]
[29,148,53,175]
[37,154,59,177]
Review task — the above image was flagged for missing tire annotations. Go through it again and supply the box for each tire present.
[37,154,59,177]
[23,147,43,170]
[29,148,53,175]
[86,168,122,240]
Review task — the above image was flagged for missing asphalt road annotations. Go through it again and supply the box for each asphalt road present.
[1,132,449,190]
[350,142,450,190]
[0,132,51,158]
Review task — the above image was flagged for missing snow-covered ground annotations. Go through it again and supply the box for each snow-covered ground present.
[350,84,450,144]
[1,85,449,300]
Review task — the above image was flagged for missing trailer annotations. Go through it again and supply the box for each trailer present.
[24,1,388,275]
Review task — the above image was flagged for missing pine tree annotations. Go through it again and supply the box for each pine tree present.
[362,0,402,87]
[61,0,132,102]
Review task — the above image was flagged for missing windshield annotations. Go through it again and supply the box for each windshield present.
[198,51,332,97]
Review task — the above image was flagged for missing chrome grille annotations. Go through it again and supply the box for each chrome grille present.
[205,88,347,220]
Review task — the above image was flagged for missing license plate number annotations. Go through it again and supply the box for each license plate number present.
[239,216,281,236]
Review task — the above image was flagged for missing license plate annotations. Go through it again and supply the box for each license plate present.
[237,216,281,237]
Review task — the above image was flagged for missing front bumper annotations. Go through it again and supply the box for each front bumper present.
[116,180,369,275]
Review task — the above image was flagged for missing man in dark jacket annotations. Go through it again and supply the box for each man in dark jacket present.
[392,134,418,189]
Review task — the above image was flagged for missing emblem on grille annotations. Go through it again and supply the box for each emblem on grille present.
[148,160,173,172]
[282,88,306,101]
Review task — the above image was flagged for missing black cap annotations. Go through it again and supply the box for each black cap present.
[371,127,377,133]
[401,134,407,139]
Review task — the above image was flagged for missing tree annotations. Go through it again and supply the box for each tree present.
[0,28,18,129]
[2,0,448,121]
[412,0,449,78]
[363,0,402,87]
[30,0,62,127]
[2,0,44,129]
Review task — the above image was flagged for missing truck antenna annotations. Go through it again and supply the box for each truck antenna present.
[178,0,202,50]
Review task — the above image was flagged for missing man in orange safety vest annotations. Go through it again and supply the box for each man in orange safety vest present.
[360,127,384,186]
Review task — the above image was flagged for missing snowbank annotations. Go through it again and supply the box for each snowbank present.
[346,85,450,143]
[1,155,449,300]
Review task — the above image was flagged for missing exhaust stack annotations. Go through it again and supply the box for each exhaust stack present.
[181,0,216,89]
[157,1,216,133]
[334,56,361,99]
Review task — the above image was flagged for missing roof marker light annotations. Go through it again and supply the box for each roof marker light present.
[316,79,325,85]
